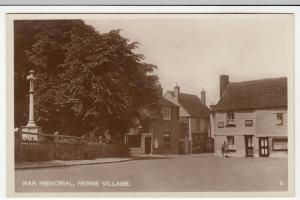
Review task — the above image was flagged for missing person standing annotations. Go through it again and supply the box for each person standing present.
[221,141,227,157]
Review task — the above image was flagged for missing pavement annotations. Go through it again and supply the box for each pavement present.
[15,153,215,169]
[15,157,133,169]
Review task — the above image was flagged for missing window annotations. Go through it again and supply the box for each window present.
[162,106,171,120]
[154,137,159,148]
[227,112,235,125]
[273,138,288,151]
[227,136,234,149]
[140,120,150,133]
[245,120,253,127]
[127,135,141,148]
[217,122,224,128]
[204,119,208,131]
[195,119,200,131]
[276,113,283,125]
[163,133,171,148]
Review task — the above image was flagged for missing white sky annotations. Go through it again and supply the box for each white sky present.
[85,14,292,106]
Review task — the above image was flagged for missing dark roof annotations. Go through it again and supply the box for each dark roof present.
[158,97,178,107]
[138,97,178,119]
[213,77,287,111]
[167,91,210,117]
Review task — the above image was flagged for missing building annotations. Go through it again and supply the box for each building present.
[164,85,211,154]
[211,75,288,157]
[126,95,180,155]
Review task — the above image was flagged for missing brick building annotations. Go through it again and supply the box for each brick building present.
[211,75,288,157]
[126,96,180,155]
[164,85,211,154]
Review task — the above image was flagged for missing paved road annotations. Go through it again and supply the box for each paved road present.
[15,154,288,192]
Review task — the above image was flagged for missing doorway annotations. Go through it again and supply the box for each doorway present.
[244,135,254,157]
[259,137,269,157]
[144,137,152,154]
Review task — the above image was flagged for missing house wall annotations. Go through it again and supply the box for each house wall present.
[152,106,180,154]
[212,108,288,157]
[164,92,190,117]
[256,109,287,137]
[165,92,211,153]
[213,110,256,156]
[129,132,152,156]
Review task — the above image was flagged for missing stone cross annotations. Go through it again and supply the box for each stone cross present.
[26,69,37,127]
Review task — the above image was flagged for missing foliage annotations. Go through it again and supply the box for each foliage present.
[14,20,160,137]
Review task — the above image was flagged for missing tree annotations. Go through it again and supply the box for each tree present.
[14,20,160,137]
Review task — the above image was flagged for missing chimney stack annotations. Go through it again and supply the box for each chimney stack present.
[201,89,206,105]
[157,84,163,96]
[220,75,229,98]
[174,84,180,102]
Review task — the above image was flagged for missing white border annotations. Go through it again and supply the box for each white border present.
[0,5,299,200]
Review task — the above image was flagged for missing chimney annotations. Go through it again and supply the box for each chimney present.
[174,84,180,102]
[201,89,206,105]
[157,84,163,97]
[220,75,229,98]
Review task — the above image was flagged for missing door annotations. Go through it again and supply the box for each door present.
[192,133,201,153]
[244,135,254,157]
[145,137,152,154]
[259,137,269,157]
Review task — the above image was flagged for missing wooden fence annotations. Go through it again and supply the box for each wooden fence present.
[14,130,129,162]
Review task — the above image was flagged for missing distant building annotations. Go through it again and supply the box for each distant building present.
[164,85,211,154]
[211,75,288,157]
[126,89,180,155]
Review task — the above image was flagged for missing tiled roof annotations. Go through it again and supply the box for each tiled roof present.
[138,97,178,119]
[213,77,287,111]
[158,97,178,107]
[168,91,210,117]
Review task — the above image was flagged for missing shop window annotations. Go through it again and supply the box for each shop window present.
[245,120,253,127]
[163,133,171,148]
[276,113,283,125]
[162,106,171,120]
[127,135,141,148]
[273,138,288,151]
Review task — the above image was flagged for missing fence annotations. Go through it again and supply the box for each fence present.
[14,130,130,162]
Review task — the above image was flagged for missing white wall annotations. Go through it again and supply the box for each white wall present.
[212,108,288,157]
[164,92,190,117]
[213,110,256,136]
[256,109,288,137]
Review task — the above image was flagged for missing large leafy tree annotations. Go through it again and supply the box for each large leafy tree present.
[14,20,160,137]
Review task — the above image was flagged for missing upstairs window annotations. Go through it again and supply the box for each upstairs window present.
[217,122,224,128]
[140,120,150,133]
[227,111,235,126]
[245,120,253,127]
[162,106,171,120]
[276,113,283,125]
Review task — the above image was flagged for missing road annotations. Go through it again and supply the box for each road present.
[15,154,288,192]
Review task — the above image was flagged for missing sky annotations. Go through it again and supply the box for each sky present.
[84,14,292,106]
